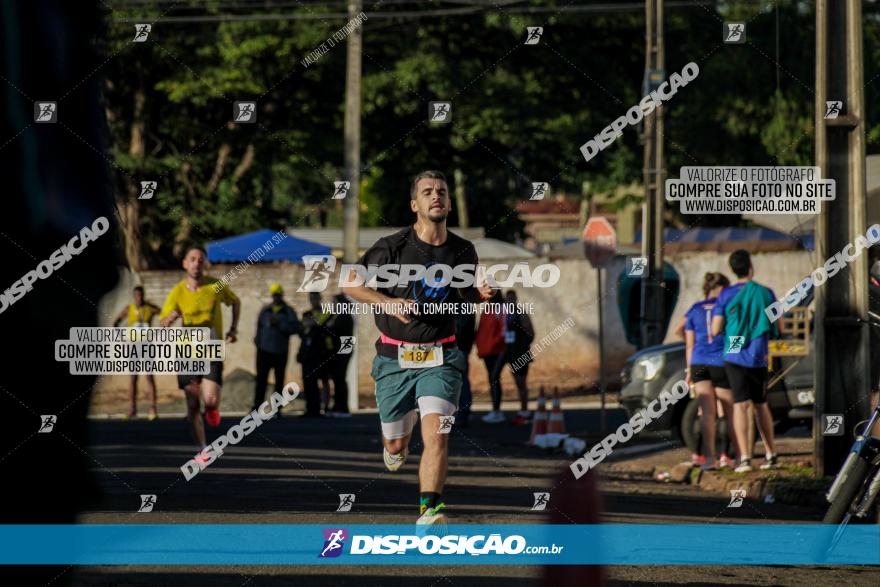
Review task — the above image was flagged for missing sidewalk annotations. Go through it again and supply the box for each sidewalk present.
[604,434,830,509]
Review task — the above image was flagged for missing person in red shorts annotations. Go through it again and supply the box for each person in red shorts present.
[159,246,240,463]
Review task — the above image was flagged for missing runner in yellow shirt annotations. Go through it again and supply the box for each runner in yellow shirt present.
[159,246,240,461]
[113,286,160,420]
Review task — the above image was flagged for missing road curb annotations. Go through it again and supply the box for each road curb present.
[694,468,829,508]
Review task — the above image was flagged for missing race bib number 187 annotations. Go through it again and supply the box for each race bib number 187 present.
[397,343,443,369]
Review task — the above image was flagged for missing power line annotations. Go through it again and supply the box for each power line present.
[111,1,714,23]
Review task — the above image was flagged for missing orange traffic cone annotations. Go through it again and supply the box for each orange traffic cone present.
[529,387,548,445]
[547,387,567,434]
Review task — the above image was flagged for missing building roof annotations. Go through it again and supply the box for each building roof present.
[634,227,810,253]
[515,199,581,214]
[471,238,535,260]
[548,226,811,259]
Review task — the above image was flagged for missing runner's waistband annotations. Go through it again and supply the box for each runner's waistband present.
[379,334,456,346]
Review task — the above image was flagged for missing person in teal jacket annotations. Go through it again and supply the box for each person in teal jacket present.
[711,250,782,474]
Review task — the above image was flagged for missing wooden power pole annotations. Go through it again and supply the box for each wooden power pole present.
[343,0,363,412]
[640,0,666,348]
[814,0,869,476]
[342,0,362,264]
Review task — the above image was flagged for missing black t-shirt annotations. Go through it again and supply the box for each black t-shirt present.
[327,312,354,353]
[358,226,480,350]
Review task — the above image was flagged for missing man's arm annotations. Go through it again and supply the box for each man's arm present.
[112,306,128,327]
[342,268,415,324]
[459,282,483,303]
[283,306,301,335]
[460,252,494,303]
[227,297,241,342]
[769,289,784,337]
[254,307,265,344]
[159,287,180,327]
[776,319,784,336]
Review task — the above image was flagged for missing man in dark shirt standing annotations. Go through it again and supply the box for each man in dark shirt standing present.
[297,292,333,417]
[454,311,477,428]
[253,284,300,413]
[343,170,494,525]
[326,293,355,417]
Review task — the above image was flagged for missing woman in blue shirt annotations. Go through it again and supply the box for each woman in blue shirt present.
[685,272,738,470]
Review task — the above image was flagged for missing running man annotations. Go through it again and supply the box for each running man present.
[159,246,240,461]
[113,286,161,420]
[342,170,494,525]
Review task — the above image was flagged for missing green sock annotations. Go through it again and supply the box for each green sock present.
[420,492,442,514]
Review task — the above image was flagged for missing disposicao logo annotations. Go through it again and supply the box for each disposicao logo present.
[319,528,348,558]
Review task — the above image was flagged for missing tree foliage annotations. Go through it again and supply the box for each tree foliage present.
[101,1,880,268]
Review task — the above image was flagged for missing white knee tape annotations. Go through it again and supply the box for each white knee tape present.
[381,410,418,440]
[417,396,457,418]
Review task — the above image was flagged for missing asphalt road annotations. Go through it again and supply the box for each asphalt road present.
[69,408,875,586]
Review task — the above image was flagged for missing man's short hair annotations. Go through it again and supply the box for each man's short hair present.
[133,286,144,294]
[728,249,751,278]
[410,170,447,199]
[183,244,207,259]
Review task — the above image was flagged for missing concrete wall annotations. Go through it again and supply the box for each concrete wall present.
[95,249,816,405]
[662,249,816,342]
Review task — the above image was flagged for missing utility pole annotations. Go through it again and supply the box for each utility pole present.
[814,0,869,476]
[453,168,469,228]
[343,0,363,412]
[639,0,666,349]
[342,0,362,264]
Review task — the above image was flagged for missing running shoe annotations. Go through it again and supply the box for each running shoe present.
[204,408,221,427]
[148,408,158,421]
[759,453,779,470]
[734,458,753,473]
[383,447,408,472]
[719,454,736,469]
[194,451,210,465]
[481,411,505,424]
[700,458,717,471]
[416,502,447,526]
[690,453,706,466]
[125,410,136,420]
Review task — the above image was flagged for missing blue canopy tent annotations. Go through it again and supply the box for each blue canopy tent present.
[206,229,331,263]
